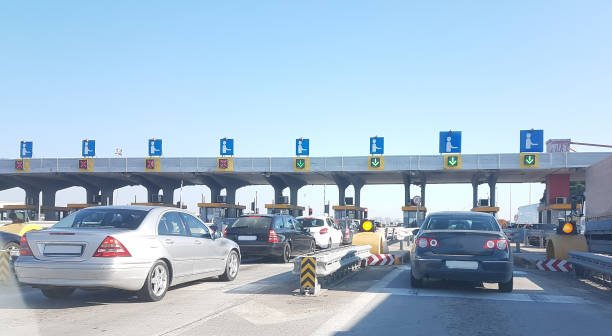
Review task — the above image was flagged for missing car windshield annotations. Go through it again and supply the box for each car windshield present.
[229,216,273,229]
[297,218,324,227]
[52,208,148,230]
[422,214,500,232]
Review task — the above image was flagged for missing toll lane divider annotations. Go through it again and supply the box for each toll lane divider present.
[0,250,11,285]
[293,245,372,295]
[536,259,573,272]
[364,253,405,266]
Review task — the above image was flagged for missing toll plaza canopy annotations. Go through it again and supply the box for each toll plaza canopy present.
[0,153,610,189]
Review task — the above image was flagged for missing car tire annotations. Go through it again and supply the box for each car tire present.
[138,260,170,302]
[280,244,292,263]
[41,287,76,299]
[410,270,423,288]
[309,240,316,254]
[498,277,513,293]
[220,250,240,282]
[4,241,20,254]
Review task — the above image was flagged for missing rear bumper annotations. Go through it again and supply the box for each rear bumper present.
[14,257,152,291]
[411,256,512,283]
[237,242,285,257]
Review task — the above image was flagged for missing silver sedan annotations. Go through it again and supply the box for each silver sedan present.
[14,206,240,301]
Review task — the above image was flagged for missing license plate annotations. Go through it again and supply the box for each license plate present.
[237,235,257,241]
[43,244,83,256]
[446,261,478,270]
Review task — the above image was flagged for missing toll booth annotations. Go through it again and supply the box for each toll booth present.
[198,203,246,223]
[538,203,581,225]
[131,202,187,208]
[41,204,95,220]
[471,206,500,217]
[0,205,38,221]
[402,206,427,227]
[265,204,305,217]
[332,205,367,221]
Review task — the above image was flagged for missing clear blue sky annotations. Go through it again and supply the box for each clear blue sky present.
[1,1,611,220]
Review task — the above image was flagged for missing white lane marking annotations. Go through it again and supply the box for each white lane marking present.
[311,268,403,336]
[374,288,591,304]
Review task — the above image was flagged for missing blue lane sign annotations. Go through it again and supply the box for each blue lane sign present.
[220,138,234,156]
[20,141,33,158]
[439,131,462,153]
[520,130,544,152]
[148,139,163,156]
[82,139,96,157]
[296,138,310,156]
[370,137,384,155]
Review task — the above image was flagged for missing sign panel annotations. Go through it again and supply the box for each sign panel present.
[148,139,163,157]
[145,158,161,171]
[82,140,96,157]
[439,131,462,153]
[520,130,544,153]
[220,138,234,156]
[443,154,462,169]
[294,157,311,172]
[368,156,385,170]
[296,138,310,156]
[520,153,539,168]
[369,137,384,155]
[546,139,571,153]
[14,159,30,172]
[217,157,234,172]
[20,141,33,158]
[78,158,94,172]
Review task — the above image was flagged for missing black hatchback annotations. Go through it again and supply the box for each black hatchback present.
[224,214,315,263]
[410,211,513,292]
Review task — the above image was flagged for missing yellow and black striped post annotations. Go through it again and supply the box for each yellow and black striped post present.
[300,256,318,295]
[0,251,10,285]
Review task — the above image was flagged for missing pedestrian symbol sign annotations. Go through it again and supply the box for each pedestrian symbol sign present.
[439,131,462,153]
[443,155,462,169]
[220,138,234,156]
[294,157,311,172]
[520,153,539,168]
[370,137,384,155]
[296,138,309,156]
[368,156,385,170]
[520,130,544,153]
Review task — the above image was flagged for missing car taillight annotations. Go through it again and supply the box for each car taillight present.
[268,229,280,243]
[222,227,227,237]
[484,239,508,250]
[319,228,328,234]
[417,237,439,248]
[19,235,33,256]
[93,236,131,257]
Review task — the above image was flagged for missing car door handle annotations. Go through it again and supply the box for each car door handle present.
[164,239,175,245]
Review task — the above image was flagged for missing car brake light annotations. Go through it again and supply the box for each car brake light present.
[319,228,328,234]
[19,235,33,256]
[222,227,227,237]
[93,236,131,257]
[417,237,439,248]
[484,239,508,250]
[268,229,280,243]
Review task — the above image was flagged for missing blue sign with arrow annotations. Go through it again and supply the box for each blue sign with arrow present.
[370,137,384,155]
[82,139,96,157]
[439,131,462,153]
[220,138,234,156]
[296,138,309,156]
[520,130,544,152]
[20,141,33,158]
[148,139,163,157]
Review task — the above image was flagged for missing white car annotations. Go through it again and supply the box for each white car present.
[296,216,343,249]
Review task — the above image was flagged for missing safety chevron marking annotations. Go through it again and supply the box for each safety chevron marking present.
[0,251,10,284]
[366,254,400,266]
[300,257,317,288]
[536,259,573,272]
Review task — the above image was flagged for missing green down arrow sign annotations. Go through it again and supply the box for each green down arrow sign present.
[296,159,306,169]
[447,156,459,167]
[524,155,535,165]
[370,157,381,168]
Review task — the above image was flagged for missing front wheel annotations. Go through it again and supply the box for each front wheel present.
[498,277,513,293]
[41,287,75,299]
[220,250,240,281]
[138,260,170,302]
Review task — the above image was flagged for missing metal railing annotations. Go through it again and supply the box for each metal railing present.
[569,251,612,287]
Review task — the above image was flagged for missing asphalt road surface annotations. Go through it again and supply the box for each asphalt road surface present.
[1,256,611,336]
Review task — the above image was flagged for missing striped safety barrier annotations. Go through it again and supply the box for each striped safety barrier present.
[300,257,318,295]
[0,251,10,285]
[536,259,573,272]
[365,254,401,266]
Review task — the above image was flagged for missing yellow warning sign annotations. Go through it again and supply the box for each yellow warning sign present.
[300,257,316,289]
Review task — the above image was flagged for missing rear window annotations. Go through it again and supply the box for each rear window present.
[422,215,500,232]
[229,216,273,230]
[297,218,324,227]
[52,208,148,230]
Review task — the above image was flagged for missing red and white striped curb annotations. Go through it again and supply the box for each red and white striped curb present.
[536,259,573,272]
[365,254,397,266]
